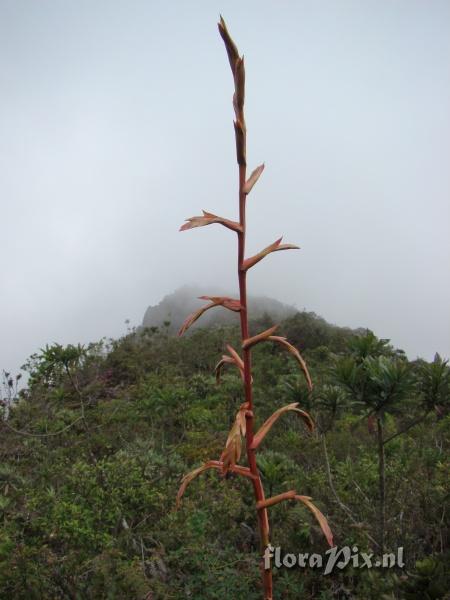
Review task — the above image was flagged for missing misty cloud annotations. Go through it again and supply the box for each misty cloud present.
[1,1,449,380]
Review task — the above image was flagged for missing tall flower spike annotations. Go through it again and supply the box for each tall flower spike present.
[175,19,332,600]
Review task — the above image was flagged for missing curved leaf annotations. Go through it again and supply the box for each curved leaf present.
[242,237,299,271]
[251,402,314,450]
[256,490,297,510]
[242,325,278,350]
[269,336,313,391]
[198,296,242,312]
[295,495,334,548]
[220,419,242,473]
[179,296,242,337]
[176,459,256,508]
[225,344,245,372]
[176,460,222,508]
[215,351,248,384]
[180,210,242,233]
[178,302,217,337]
[220,403,249,474]
[215,355,237,383]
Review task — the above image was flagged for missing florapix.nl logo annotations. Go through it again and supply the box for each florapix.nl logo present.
[264,545,405,575]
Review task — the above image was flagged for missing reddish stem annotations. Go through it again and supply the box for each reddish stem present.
[237,164,273,599]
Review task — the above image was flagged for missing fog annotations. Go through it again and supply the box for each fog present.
[1,0,449,381]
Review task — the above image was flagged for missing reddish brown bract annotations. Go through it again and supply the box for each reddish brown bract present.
[179,210,243,233]
[178,296,242,337]
[242,237,299,271]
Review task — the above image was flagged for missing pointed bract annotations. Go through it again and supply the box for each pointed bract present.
[218,16,240,75]
[178,302,217,337]
[242,325,278,350]
[176,459,257,508]
[256,490,297,510]
[215,355,236,383]
[269,336,313,391]
[244,163,265,194]
[220,419,242,473]
[176,460,221,508]
[178,296,243,337]
[198,296,242,312]
[234,119,246,166]
[295,495,334,548]
[242,237,299,271]
[180,210,243,233]
[215,350,247,383]
[226,344,245,371]
[220,403,248,474]
[251,402,314,450]
[234,56,245,110]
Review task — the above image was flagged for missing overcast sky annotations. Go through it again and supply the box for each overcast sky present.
[1,0,449,380]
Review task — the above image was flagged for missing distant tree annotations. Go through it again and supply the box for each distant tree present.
[334,332,413,551]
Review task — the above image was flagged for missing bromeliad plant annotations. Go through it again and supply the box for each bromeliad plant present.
[176,17,333,599]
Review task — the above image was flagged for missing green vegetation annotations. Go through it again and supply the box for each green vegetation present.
[1,319,448,599]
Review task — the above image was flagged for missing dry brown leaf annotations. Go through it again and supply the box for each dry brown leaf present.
[225,344,244,371]
[198,296,242,312]
[220,403,250,474]
[251,402,314,450]
[235,404,247,437]
[229,464,258,480]
[178,302,216,337]
[242,325,278,350]
[176,459,256,507]
[220,419,242,473]
[214,355,235,383]
[256,490,297,510]
[176,460,222,508]
[268,336,313,391]
[178,296,242,337]
[215,352,247,383]
[295,495,334,548]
